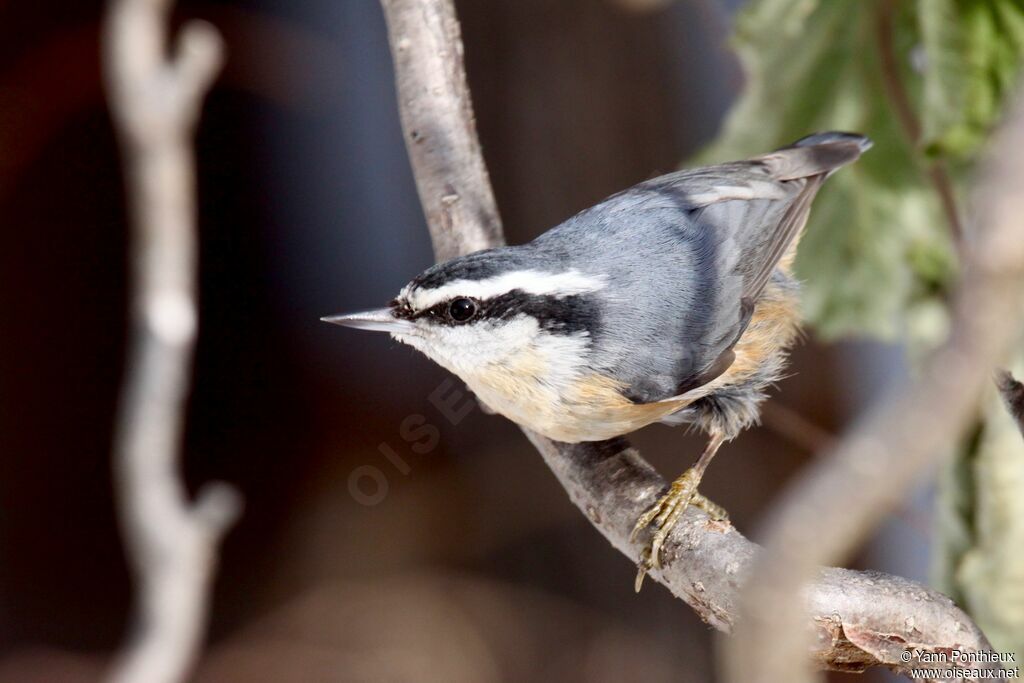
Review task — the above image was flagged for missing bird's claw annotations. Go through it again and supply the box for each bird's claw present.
[631,469,728,591]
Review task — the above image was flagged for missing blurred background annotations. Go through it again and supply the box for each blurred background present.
[1,0,1019,681]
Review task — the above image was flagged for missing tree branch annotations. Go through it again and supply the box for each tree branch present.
[379,0,998,678]
[726,92,1024,683]
[103,2,242,682]
[380,0,504,262]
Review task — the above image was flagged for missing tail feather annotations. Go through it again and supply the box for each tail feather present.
[790,131,873,151]
[758,131,872,181]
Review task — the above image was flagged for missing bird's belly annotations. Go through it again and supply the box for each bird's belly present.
[466,371,688,443]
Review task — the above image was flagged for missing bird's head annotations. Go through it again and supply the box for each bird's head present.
[322,249,607,381]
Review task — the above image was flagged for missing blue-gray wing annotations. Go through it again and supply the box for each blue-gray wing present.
[565,132,871,403]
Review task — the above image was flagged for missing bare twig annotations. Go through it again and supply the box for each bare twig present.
[726,93,1024,683]
[103,2,241,683]
[379,0,997,677]
[761,401,836,455]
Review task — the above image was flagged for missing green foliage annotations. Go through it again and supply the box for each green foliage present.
[697,0,1024,339]
[920,0,1024,158]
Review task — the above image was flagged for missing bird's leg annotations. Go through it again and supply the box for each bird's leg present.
[631,432,727,590]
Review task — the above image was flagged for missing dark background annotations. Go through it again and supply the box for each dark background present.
[0,1,923,680]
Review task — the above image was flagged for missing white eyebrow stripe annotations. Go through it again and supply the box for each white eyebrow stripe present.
[405,269,607,310]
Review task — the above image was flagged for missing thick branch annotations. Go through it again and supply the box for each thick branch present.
[727,93,1024,683]
[379,0,997,677]
[103,2,241,683]
[380,0,504,261]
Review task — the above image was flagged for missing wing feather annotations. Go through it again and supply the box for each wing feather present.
[646,133,871,399]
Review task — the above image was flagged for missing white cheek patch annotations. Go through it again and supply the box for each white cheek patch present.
[391,314,591,392]
[402,269,606,311]
[525,328,593,389]
[406,316,540,376]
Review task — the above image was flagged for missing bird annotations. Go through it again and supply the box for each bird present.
[323,131,871,586]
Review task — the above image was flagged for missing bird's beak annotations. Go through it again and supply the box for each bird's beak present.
[320,308,413,334]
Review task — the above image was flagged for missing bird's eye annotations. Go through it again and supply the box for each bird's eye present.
[448,297,477,322]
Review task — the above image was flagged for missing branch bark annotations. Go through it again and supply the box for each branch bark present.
[379,0,998,678]
[380,0,504,261]
[726,92,1024,683]
[103,2,241,682]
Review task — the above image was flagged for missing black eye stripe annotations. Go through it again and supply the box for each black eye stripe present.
[394,299,467,323]
[488,291,600,336]
[396,289,601,337]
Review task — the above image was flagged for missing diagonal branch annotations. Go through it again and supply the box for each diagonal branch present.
[103,2,242,682]
[378,0,997,677]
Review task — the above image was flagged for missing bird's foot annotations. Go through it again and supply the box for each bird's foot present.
[630,468,728,591]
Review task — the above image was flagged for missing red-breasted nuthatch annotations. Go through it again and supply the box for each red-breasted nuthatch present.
[324,132,871,582]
